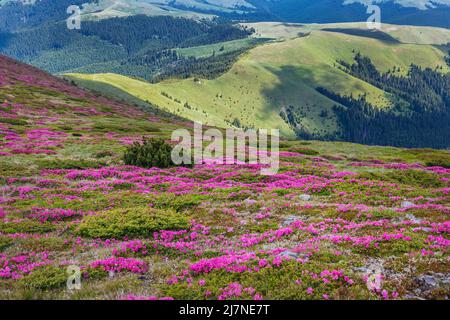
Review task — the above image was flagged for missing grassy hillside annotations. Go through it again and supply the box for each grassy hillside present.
[0,55,186,177]
[244,22,450,45]
[80,0,215,20]
[67,27,449,139]
[175,38,263,58]
[2,56,450,301]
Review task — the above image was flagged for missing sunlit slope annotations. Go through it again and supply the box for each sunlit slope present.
[244,22,450,45]
[67,30,449,138]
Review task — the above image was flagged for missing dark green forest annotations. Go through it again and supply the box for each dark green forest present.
[0,14,254,81]
[312,54,450,148]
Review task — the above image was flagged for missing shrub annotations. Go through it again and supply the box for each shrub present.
[288,147,319,156]
[0,117,27,125]
[0,220,57,234]
[95,150,115,159]
[123,138,173,169]
[37,159,105,170]
[18,237,68,252]
[358,169,444,188]
[151,193,204,212]
[0,235,13,252]
[74,207,190,239]
[19,265,67,290]
[403,149,450,168]
[423,154,450,169]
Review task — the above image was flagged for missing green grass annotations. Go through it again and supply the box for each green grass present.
[243,22,450,45]
[176,38,265,58]
[67,29,449,139]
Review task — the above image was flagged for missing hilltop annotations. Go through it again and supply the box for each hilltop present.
[67,23,450,147]
[0,54,187,177]
[2,1,449,28]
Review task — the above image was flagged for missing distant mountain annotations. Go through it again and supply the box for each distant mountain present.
[66,23,450,148]
[1,0,449,30]
[243,1,450,28]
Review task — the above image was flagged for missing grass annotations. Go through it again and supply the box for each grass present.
[176,38,265,58]
[67,29,449,139]
[243,22,450,45]
[1,25,449,301]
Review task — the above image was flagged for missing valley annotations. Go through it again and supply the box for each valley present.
[0,0,449,302]
[66,23,450,147]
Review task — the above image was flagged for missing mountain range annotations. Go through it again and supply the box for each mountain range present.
[1,0,450,29]
[0,0,448,148]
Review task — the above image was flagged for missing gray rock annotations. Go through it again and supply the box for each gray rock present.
[353,267,370,273]
[277,250,306,260]
[413,273,450,298]
[406,213,422,223]
[415,275,439,290]
[299,194,312,201]
[401,201,414,208]
[282,215,299,226]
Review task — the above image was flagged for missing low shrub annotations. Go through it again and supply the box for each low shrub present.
[0,220,57,234]
[0,117,27,125]
[0,235,13,252]
[151,193,203,212]
[18,237,68,252]
[288,147,319,156]
[123,138,173,169]
[95,150,115,159]
[37,159,105,170]
[423,154,450,169]
[74,206,190,239]
[358,169,444,188]
[19,265,67,290]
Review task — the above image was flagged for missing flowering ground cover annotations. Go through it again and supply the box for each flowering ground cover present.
[0,56,449,300]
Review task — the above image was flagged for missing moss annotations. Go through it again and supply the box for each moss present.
[74,206,190,239]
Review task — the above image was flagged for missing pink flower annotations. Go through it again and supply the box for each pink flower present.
[258,259,268,268]
[253,294,263,300]
[306,287,314,295]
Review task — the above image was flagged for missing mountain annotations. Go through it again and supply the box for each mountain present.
[1,55,449,301]
[245,1,450,28]
[67,23,450,148]
[0,14,255,79]
[0,53,187,176]
[1,0,450,30]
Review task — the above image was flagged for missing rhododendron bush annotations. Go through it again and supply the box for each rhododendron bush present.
[0,55,449,300]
